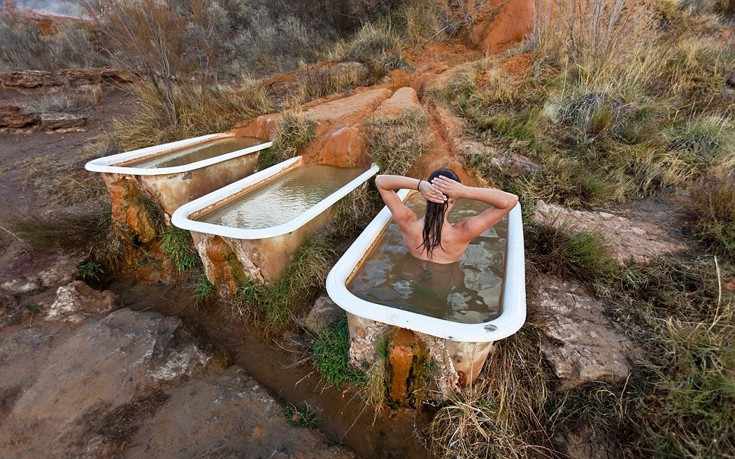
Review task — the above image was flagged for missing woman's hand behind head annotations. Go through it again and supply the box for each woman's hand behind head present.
[431,175,464,199]
[419,180,448,204]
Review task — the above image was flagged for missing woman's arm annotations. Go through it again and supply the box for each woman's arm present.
[431,175,518,242]
[375,175,446,229]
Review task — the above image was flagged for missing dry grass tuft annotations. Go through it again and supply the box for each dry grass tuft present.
[691,177,735,263]
[368,109,432,176]
[115,80,272,151]
[428,328,554,458]
[257,110,317,170]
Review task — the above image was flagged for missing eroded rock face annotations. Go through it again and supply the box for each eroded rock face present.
[533,200,687,264]
[46,281,119,323]
[0,68,133,88]
[39,112,86,131]
[472,0,535,53]
[533,277,635,389]
[0,105,40,128]
[374,87,422,120]
[345,313,494,400]
[0,308,214,457]
[123,366,355,459]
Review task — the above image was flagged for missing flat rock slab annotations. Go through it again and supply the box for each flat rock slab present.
[0,308,214,457]
[124,366,355,459]
[533,200,687,264]
[532,277,635,389]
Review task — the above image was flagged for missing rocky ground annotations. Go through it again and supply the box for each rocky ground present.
[0,75,362,458]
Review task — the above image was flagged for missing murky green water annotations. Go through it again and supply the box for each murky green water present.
[348,194,507,324]
[200,165,365,229]
[124,137,265,168]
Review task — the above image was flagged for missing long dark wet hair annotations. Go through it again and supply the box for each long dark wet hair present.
[418,168,461,257]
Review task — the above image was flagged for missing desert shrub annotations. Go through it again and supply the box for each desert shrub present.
[368,109,431,176]
[297,63,378,101]
[257,111,316,169]
[330,20,408,79]
[312,319,367,390]
[0,9,102,71]
[668,115,735,168]
[9,209,109,252]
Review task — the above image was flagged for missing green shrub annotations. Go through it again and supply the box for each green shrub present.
[236,234,337,333]
[691,178,735,263]
[194,274,216,304]
[285,403,321,429]
[78,261,104,281]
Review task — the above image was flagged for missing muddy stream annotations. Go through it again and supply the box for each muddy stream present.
[105,276,433,459]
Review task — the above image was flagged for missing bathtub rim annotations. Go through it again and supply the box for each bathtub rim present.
[171,157,380,240]
[326,189,526,343]
[84,133,273,176]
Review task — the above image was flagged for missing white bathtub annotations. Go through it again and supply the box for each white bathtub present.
[85,133,272,176]
[326,189,526,343]
[171,157,380,286]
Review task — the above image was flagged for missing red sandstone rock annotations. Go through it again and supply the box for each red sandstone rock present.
[39,112,86,131]
[0,105,39,128]
[472,0,535,54]
[374,87,422,120]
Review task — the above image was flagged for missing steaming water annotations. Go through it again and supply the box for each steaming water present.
[200,165,364,229]
[348,194,507,324]
[123,137,265,168]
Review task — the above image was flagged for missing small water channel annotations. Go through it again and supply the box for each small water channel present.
[106,276,433,459]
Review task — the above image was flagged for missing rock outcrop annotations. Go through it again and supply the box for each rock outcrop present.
[532,277,635,389]
[46,281,119,323]
[0,68,134,88]
[0,308,215,457]
[472,0,535,53]
[533,200,687,264]
[123,366,355,459]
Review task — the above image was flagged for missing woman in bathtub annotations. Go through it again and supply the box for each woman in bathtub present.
[375,168,518,264]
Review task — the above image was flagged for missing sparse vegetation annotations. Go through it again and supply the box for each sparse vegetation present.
[691,177,735,263]
[160,227,201,273]
[0,8,102,71]
[194,273,217,304]
[236,234,336,333]
[285,403,321,429]
[114,80,273,151]
[257,111,316,170]
[78,260,104,281]
[368,109,432,176]
[312,319,367,390]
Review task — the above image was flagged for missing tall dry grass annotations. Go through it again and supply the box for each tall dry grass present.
[428,329,554,458]
[114,79,272,151]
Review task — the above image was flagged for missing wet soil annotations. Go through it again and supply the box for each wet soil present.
[107,275,432,459]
